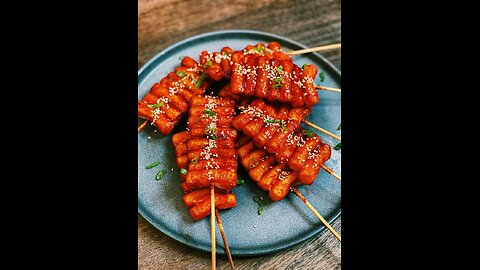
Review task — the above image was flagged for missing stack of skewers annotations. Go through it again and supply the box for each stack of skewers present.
[138,41,341,270]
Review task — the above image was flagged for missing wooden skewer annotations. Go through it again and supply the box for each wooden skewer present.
[290,186,341,241]
[211,184,216,270]
[302,120,341,141]
[138,119,148,132]
[285,43,341,56]
[315,85,341,93]
[321,164,341,181]
[215,209,235,270]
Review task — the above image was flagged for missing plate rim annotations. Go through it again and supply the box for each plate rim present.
[138,29,341,256]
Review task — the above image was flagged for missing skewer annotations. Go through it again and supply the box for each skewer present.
[302,120,341,141]
[211,184,216,270]
[215,209,235,270]
[290,186,341,241]
[285,43,341,56]
[315,85,341,93]
[138,119,148,132]
[321,164,341,181]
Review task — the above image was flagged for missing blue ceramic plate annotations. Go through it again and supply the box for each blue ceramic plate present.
[138,30,341,256]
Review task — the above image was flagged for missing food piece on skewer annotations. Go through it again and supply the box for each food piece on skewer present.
[235,131,331,201]
[171,95,239,221]
[138,56,211,134]
[198,42,321,108]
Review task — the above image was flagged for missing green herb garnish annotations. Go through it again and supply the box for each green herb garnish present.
[281,123,287,133]
[191,156,199,164]
[337,123,341,130]
[319,72,325,82]
[205,126,217,134]
[237,179,245,185]
[272,83,282,89]
[176,71,186,77]
[147,102,164,109]
[195,73,207,89]
[276,65,283,73]
[273,77,283,83]
[302,64,307,69]
[209,134,218,140]
[334,142,341,150]
[265,119,280,123]
[222,51,229,56]
[302,129,315,138]
[155,169,166,181]
[180,168,187,175]
[204,60,212,69]
[204,109,216,117]
[253,195,265,215]
[254,44,263,53]
[146,161,160,169]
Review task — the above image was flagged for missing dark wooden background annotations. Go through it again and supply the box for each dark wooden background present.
[138,0,341,269]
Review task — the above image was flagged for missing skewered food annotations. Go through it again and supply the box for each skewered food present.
[138,57,211,134]
[172,95,238,221]
[235,130,331,201]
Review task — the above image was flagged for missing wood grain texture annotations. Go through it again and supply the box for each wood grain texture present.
[138,0,341,269]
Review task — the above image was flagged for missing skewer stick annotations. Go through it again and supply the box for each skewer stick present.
[315,85,341,93]
[286,43,341,56]
[211,184,216,270]
[138,119,148,133]
[215,209,235,270]
[321,164,341,181]
[302,120,341,141]
[290,186,341,241]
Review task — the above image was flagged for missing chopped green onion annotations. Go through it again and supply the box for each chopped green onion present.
[222,51,229,56]
[191,156,199,164]
[302,64,307,69]
[146,161,160,169]
[276,65,283,73]
[281,123,287,133]
[205,126,217,134]
[319,72,325,82]
[195,73,207,89]
[204,60,212,69]
[237,179,245,185]
[334,142,341,150]
[253,195,265,215]
[155,169,166,181]
[209,134,218,140]
[265,119,280,123]
[147,102,164,109]
[273,77,283,83]
[337,123,341,130]
[254,45,263,53]
[272,83,282,88]
[302,129,315,138]
[180,168,187,175]
[176,71,186,77]
[204,109,216,117]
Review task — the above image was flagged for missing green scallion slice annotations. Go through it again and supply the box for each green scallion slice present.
[176,71,186,77]
[146,161,160,169]
[147,102,164,109]
[155,169,166,181]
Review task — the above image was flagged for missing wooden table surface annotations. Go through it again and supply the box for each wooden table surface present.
[138,0,341,269]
